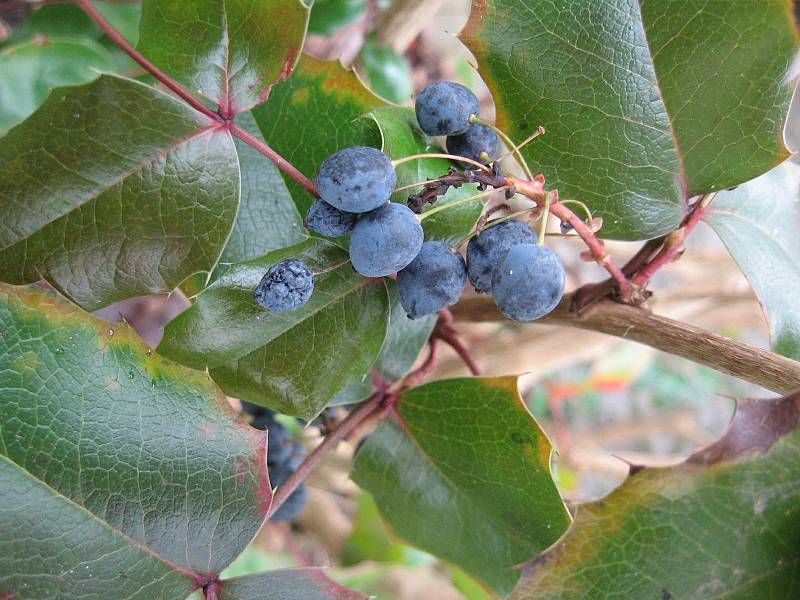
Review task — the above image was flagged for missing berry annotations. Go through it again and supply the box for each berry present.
[254,259,314,312]
[241,400,277,430]
[397,241,466,318]
[304,199,357,237]
[466,220,537,293]
[316,146,397,213]
[349,202,423,277]
[491,244,565,321]
[560,220,574,234]
[269,438,308,521]
[415,81,480,136]
[446,124,499,166]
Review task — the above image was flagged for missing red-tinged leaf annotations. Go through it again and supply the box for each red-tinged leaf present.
[218,568,369,600]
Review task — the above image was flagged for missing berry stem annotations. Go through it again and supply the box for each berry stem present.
[537,190,552,245]
[392,153,492,172]
[494,126,546,163]
[470,115,536,182]
[417,187,508,221]
[559,199,594,223]
[267,391,386,519]
[435,312,482,375]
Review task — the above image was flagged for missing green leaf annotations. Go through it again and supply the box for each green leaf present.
[359,37,413,104]
[252,54,385,215]
[224,112,307,264]
[704,159,800,360]
[218,569,368,599]
[0,75,239,310]
[462,0,798,240]
[2,3,99,45]
[0,284,271,599]
[309,0,367,36]
[367,106,484,245]
[158,239,390,419]
[352,376,571,595]
[138,0,309,113]
[341,492,409,566]
[0,38,115,135]
[511,394,800,599]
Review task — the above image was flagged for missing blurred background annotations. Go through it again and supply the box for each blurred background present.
[1,1,789,598]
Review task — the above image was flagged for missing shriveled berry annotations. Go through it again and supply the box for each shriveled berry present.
[304,199,357,237]
[446,124,498,166]
[254,258,314,312]
[397,241,466,318]
[415,81,480,136]
[316,146,397,213]
[491,244,565,321]
[466,220,537,293]
[349,202,423,277]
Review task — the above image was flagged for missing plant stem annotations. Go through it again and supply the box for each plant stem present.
[470,115,536,182]
[494,126,546,163]
[418,187,506,221]
[392,153,492,172]
[537,190,552,245]
[267,391,386,519]
[229,123,319,197]
[436,321,482,375]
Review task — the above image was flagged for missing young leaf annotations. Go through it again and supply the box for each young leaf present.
[0,38,115,135]
[308,0,367,37]
[252,54,385,214]
[704,159,800,360]
[511,394,800,599]
[158,239,390,419]
[367,106,484,245]
[137,0,309,113]
[0,284,271,599]
[218,569,368,600]
[462,0,798,240]
[359,38,413,104]
[0,74,239,309]
[352,376,571,595]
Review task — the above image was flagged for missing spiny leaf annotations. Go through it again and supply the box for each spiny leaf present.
[704,159,800,360]
[511,393,800,599]
[0,284,271,599]
[0,74,239,309]
[461,0,798,239]
[158,239,390,419]
[137,0,309,113]
[352,376,571,595]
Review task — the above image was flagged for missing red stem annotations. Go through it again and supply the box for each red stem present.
[74,0,219,121]
[203,580,220,600]
[75,0,319,198]
[437,326,481,375]
[230,123,319,197]
[509,178,633,297]
[401,337,441,389]
[267,391,386,519]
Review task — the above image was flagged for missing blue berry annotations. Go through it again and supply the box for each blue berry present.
[316,146,397,213]
[397,241,466,318]
[349,202,423,277]
[415,81,480,136]
[254,258,314,312]
[446,124,498,166]
[560,220,574,234]
[241,400,277,430]
[304,199,357,237]
[491,244,565,321]
[466,220,537,293]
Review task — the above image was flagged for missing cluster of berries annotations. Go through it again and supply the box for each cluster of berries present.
[240,401,308,521]
[253,81,565,322]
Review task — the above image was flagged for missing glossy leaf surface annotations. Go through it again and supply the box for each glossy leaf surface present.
[704,159,800,361]
[252,55,385,214]
[352,376,571,595]
[512,394,800,599]
[462,0,798,239]
[138,0,309,113]
[0,284,271,599]
[218,569,368,600]
[159,239,389,419]
[0,75,239,309]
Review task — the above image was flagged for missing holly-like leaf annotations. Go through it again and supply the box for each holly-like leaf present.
[252,54,385,215]
[158,239,390,419]
[0,284,271,600]
[462,0,798,240]
[224,112,307,264]
[511,393,800,599]
[367,106,484,245]
[137,0,309,114]
[352,376,571,595]
[704,159,800,360]
[218,569,368,600]
[0,74,239,309]
[0,38,115,136]
[308,0,367,37]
